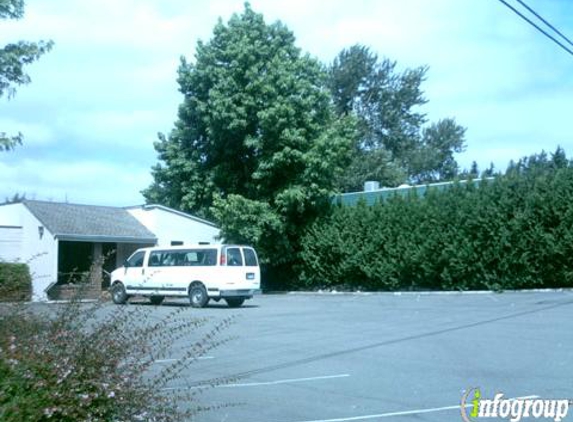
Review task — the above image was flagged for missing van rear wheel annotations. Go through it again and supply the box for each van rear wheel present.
[225,298,245,308]
[189,284,209,308]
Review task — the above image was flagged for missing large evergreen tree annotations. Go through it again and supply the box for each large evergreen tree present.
[328,45,466,190]
[144,5,354,279]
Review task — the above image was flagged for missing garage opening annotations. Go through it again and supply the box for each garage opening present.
[57,241,117,283]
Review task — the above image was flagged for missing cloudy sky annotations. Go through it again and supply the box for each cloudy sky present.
[1,0,572,206]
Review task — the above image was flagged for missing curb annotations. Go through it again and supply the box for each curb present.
[279,288,573,296]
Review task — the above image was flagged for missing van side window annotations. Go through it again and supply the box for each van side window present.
[149,249,218,267]
[243,248,258,266]
[183,252,199,265]
[128,251,145,267]
[200,249,217,266]
[162,252,177,266]
[227,248,243,266]
[149,251,161,267]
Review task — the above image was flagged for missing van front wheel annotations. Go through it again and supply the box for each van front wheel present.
[111,283,128,305]
[189,284,209,308]
[225,298,245,308]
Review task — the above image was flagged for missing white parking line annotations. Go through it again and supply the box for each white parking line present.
[153,356,215,364]
[285,405,465,422]
[286,395,540,422]
[222,374,350,388]
[160,373,350,392]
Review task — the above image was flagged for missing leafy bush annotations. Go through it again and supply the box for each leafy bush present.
[0,299,233,421]
[299,150,573,291]
[0,263,32,302]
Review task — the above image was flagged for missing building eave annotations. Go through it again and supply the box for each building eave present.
[55,234,157,243]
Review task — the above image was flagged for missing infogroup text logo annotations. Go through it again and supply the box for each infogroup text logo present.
[461,388,570,422]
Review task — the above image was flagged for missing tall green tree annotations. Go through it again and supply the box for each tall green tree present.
[144,5,354,282]
[0,0,53,151]
[328,45,465,190]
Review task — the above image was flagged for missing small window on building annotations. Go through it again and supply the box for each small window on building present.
[171,241,183,246]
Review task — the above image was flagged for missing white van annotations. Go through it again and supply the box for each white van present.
[109,244,261,308]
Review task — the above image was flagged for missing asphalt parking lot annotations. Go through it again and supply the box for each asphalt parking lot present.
[139,291,573,421]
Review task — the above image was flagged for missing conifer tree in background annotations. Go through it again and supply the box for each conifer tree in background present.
[327,45,466,190]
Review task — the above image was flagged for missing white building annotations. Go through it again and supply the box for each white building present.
[0,200,220,301]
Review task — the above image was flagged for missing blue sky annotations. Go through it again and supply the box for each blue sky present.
[1,0,572,206]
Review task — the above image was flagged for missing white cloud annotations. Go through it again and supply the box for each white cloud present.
[0,159,151,206]
[5,1,194,51]
[54,109,169,147]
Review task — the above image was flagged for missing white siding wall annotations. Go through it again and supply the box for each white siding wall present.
[0,203,25,262]
[128,207,220,247]
[0,227,22,261]
[0,203,58,301]
[0,202,23,225]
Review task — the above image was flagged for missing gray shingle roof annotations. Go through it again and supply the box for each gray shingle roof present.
[24,200,157,243]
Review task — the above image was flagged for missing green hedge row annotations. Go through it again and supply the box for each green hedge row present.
[299,152,573,291]
[0,263,32,302]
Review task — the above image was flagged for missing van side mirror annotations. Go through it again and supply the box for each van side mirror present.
[123,259,130,268]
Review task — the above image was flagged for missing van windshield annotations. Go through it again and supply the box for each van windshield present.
[148,249,217,267]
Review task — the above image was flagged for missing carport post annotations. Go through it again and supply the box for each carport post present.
[89,242,103,293]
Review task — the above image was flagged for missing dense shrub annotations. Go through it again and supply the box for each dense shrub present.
[299,150,573,291]
[0,263,32,302]
[0,299,233,421]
